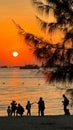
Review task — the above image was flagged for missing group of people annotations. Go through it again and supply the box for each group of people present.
[7,97,45,117]
[7,95,70,117]
[7,100,24,117]
[26,97,45,116]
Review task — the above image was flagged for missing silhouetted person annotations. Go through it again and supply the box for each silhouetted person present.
[62,94,69,114]
[26,101,37,116]
[16,104,24,116]
[26,101,32,116]
[38,97,45,116]
[7,106,12,116]
[11,100,17,116]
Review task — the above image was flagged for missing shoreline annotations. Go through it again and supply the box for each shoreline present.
[0,115,73,130]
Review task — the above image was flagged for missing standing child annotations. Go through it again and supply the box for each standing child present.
[26,101,33,116]
[7,106,12,116]
[26,100,36,116]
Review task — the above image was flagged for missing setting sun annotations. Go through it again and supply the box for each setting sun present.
[12,51,19,57]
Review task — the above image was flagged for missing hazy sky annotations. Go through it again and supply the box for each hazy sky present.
[0,0,40,66]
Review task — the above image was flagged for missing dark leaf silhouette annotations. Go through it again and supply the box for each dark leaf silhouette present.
[31,0,73,82]
[12,0,73,83]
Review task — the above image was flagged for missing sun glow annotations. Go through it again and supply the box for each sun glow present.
[12,51,19,57]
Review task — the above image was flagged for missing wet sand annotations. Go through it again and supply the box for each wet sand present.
[0,115,73,130]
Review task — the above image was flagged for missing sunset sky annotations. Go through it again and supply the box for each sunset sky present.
[0,0,42,66]
[0,0,64,66]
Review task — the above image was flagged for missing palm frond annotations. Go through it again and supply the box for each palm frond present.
[36,16,48,30]
[64,30,73,43]
[48,23,58,32]
[49,65,73,82]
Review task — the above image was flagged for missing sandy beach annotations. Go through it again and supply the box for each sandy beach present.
[0,115,73,130]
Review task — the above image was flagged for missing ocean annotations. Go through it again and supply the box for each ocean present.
[0,68,72,116]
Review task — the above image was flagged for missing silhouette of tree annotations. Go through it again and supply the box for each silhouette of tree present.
[12,0,73,82]
[30,0,73,82]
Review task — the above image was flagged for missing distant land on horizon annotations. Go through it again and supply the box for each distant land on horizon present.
[0,64,40,69]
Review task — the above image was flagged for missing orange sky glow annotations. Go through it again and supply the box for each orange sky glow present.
[0,0,63,66]
[0,0,39,66]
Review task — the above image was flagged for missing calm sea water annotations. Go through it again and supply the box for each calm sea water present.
[0,68,72,116]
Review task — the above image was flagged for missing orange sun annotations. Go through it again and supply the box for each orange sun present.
[12,51,19,57]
